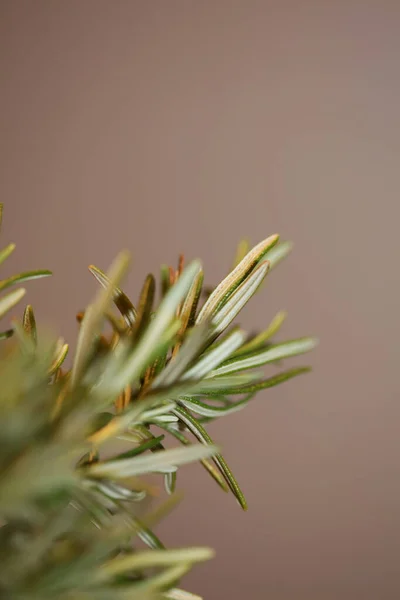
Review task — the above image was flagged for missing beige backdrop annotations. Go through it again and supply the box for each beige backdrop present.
[1,1,400,599]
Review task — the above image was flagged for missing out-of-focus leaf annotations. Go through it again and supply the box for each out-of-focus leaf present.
[233,310,287,356]
[48,340,69,376]
[231,238,250,269]
[160,264,171,298]
[0,270,52,292]
[93,480,146,502]
[0,287,26,318]
[133,518,165,549]
[22,305,37,344]
[72,251,130,386]
[87,442,219,479]
[100,318,182,396]
[0,242,16,266]
[89,263,137,327]
[133,274,155,341]
[110,261,202,390]
[99,547,214,580]
[166,589,203,600]
[153,322,210,388]
[110,435,165,461]
[196,234,278,322]
[0,328,13,340]
[264,240,293,269]
[90,378,199,446]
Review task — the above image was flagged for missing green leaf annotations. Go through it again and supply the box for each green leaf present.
[211,260,269,336]
[178,393,255,418]
[134,563,192,594]
[133,518,165,549]
[232,310,287,356]
[48,340,69,375]
[110,435,165,461]
[111,260,202,390]
[99,547,214,580]
[22,305,37,344]
[182,328,247,380]
[89,263,137,327]
[202,366,312,395]
[166,589,203,600]
[160,264,171,298]
[186,270,204,329]
[0,287,26,319]
[153,321,210,388]
[72,251,130,386]
[10,318,36,354]
[164,470,177,495]
[87,442,220,479]
[264,240,293,269]
[175,269,204,342]
[173,405,248,510]
[90,380,201,446]
[93,480,146,502]
[210,337,318,377]
[0,328,13,340]
[0,270,52,292]
[133,274,155,341]
[157,422,229,493]
[231,238,250,269]
[193,371,263,394]
[0,243,16,266]
[101,318,182,396]
[196,234,278,322]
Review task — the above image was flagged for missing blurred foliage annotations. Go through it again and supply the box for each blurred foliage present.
[0,204,316,599]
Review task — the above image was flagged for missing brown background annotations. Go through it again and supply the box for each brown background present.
[1,1,400,599]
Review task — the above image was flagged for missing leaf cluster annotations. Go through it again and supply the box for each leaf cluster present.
[0,205,317,599]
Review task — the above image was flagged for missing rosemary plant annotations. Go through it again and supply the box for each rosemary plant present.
[0,204,316,599]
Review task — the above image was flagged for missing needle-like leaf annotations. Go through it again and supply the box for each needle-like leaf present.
[110,261,202,390]
[22,305,37,345]
[182,328,247,380]
[233,310,287,357]
[0,270,52,292]
[209,337,318,377]
[89,263,137,327]
[152,321,210,388]
[100,547,214,578]
[173,406,248,510]
[133,274,155,341]
[157,422,229,492]
[264,240,293,269]
[201,366,312,396]
[48,340,69,376]
[0,288,26,318]
[0,242,16,266]
[211,260,270,336]
[196,234,278,322]
[88,442,219,479]
[72,251,130,386]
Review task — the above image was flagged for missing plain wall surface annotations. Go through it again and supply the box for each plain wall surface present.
[1,2,400,598]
